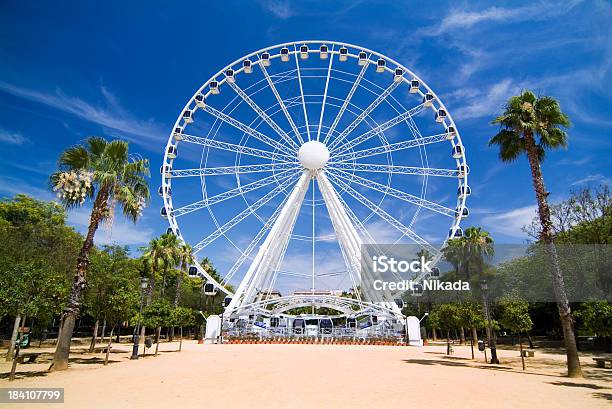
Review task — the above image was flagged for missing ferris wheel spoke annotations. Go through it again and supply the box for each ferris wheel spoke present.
[259,64,304,145]
[169,162,300,178]
[328,163,460,178]
[201,104,295,156]
[180,133,295,162]
[192,172,301,253]
[222,194,290,286]
[326,171,439,255]
[294,45,311,141]
[331,102,427,154]
[327,80,401,151]
[332,168,455,217]
[227,80,301,151]
[174,169,297,218]
[316,46,335,142]
[322,58,370,145]
[332,132,451,162]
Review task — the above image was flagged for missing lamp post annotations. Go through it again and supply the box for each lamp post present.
[480,280,499,364]
[131,277,148,360]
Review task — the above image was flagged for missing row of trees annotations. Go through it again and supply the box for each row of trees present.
[0,137,228,375]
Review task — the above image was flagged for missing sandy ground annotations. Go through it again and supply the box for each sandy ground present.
[1,340,611,409]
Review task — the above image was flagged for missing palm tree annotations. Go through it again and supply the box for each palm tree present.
[460,227,497,363]
[169,243,193,341]
[49,137,149,371]
[174,243,194,308]
[489,90,582,377]
[140,233,179,344]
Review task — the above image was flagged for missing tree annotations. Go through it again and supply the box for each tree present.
[100,269,141,365]
[49,137,150,371]
[458,302,486,359]
[169,243,193,341]
[448,226,498,363]
[140,233,179,344]
[430,304,461,355]
[577,302,612,352]
[499,297,533,370]
[489,90,582,377]
[142,299,173,356]
[170,307,196,351]
[83,245,138,352]
[0,195,79,362]
[1,262,69,380]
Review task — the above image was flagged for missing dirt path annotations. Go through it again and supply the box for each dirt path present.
[1,341,610,409]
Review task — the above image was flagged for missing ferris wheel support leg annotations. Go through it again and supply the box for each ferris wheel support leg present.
[317,171,364,298]
[226,171,311,315]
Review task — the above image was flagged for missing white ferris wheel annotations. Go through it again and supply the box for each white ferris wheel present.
[160,41,469,323]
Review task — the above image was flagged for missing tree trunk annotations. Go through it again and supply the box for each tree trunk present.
[519,333,525,371]
[100,319,107,343]
[481,285,499,364]
[170,269,183,345]
[527,333,534,349]
[104,325,115,366]
[470,338,474,359]
[431,326,437,341]
[460,326,466,344]
[88,319,99,353]
[49,188,108,372]
[179,327,183,352]
[472,327,478,344]
[446,330,451,355]
[155,327,161,356]
[6,315,21,362]
[523,131,582,378]
[9,323,25,382]
[140,325,146,348]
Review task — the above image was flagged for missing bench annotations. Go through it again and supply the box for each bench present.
[16,352,42,364]
[593,357,612,369]
[522,349,535,358]
[91,346,112,354]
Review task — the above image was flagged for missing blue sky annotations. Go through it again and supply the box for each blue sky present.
[1,1,611,289]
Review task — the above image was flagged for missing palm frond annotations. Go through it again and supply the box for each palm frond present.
[488,129,524,162]
[59,145,90,170]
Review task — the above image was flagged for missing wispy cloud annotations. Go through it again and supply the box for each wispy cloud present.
[0,176,54,201]
[0,127,28,145]
[0,81,165,147]
[426,1,584,37]
[257,0,293,19]
[452,78,518,120]
[481,205,537,239]
[570,173,611,186]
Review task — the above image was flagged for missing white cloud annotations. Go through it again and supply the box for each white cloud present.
[67,206,155,246]
[452,78,518,120]
[427,1,584,36]
[257,0,293,19]
[481,205,538,238]
[0,81,165,147]
[0,176,54,201]
[570,174,611,186]
[0,127,28,145]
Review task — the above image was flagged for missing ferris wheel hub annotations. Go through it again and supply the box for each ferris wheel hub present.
[297,140,330,170]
